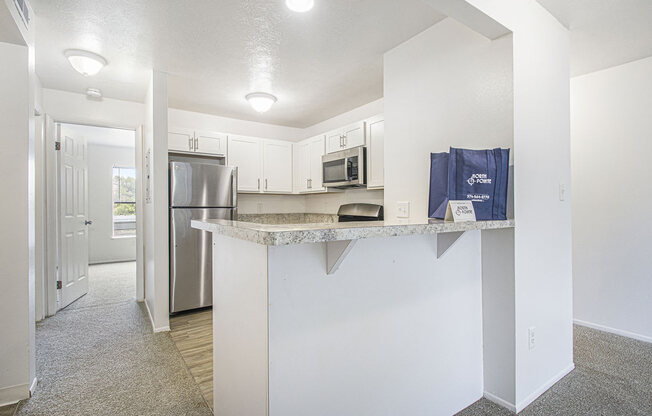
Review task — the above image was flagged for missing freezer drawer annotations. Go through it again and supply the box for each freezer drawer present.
[169,207,234,313]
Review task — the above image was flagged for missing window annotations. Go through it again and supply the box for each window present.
[112,167,136,237]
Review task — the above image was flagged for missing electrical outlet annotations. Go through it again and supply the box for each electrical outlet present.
[559,183,566,201]
[528,327,536,350]
[257,203,264,214]
[396,201,410,218]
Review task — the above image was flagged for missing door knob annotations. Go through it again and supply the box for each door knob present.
[84,220,93,225]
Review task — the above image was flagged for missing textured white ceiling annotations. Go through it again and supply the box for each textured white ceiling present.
[537,0,652,76]
[31,0,445,127]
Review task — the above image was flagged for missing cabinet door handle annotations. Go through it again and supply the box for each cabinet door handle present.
[343,134,347,147]
[194,137,199,151]
[308,178,312,189]
[258,178,260,190]
[265,179,268,190]
[188,137,193,151]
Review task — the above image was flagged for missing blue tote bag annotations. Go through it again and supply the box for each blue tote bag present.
[428,147,510,220]
[428,152,450,219]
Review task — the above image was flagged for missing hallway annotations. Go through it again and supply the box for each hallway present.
[12,262,212,416]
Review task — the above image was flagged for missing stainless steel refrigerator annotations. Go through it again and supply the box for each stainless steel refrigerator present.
[169,155,237,313]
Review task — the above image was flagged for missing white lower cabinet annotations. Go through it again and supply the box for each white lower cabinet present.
[294,135,326,193]
[228,136,262,192]
[365,115,384,189]
[228,136,293,194]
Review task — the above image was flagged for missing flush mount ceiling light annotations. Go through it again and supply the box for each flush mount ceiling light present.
[246,92,277,113]
[86,88,102,99]
[64,49,107,76]
[286,0,314,13]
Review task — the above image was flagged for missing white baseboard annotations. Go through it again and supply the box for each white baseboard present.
[574,319,652,344]
[0,383,30,407]
[515,363,575,413]
[29,377,37,395]
[484,391,516,413]
[484,363,575,414]
[144,298,170,333]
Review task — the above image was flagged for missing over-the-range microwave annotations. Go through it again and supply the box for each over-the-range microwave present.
[322,146,366,188]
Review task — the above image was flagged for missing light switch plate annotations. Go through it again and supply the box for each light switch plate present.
[397,201,410,218]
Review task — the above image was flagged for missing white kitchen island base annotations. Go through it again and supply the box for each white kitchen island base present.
[205,222,514,416]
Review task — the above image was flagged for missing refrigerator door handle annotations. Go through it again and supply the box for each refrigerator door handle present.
[232,168,238,212]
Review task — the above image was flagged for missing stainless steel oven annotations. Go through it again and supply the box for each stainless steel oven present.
[321,146,366,188]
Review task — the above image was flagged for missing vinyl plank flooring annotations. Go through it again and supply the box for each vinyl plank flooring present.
[170,309,214,411]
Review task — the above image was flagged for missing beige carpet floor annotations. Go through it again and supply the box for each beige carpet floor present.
[14,262,212,416]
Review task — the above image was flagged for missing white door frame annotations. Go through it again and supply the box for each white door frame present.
[42,120,145,314]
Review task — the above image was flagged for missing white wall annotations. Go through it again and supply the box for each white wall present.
[169,108,303,142]
[426,0,573,411]
[88,143,136,264]
[267,233,484,415]
[143,71,170,332]
[302,98,384,139]
[0,38,35,406]
[571,56,652,342]
[305,189,384,214]
[43,89,144,129]
[384,17,513,222]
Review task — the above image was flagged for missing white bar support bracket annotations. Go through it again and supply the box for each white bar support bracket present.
[326,240,357,275]
[436,231,465,258]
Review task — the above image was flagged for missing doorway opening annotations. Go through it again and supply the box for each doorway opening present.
[55,122,139,311]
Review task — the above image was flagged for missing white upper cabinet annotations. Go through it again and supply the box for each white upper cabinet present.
[293,141,310,193]
[294,135,326,193]
[342,121,365,149]
[262,140,293,193]
[308,136,325,192]
[326,121,366,153]
[168,129,194,153]
[194,130,227,156]
[326,130,344,154]
[228,136,294,194]
[169,128,226,156]
[365,115,385,189]
[228,136,262,192]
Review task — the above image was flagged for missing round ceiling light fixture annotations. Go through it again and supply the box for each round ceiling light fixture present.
[246,92,277,113]
[64,49,107,76]
[286,0,314,13]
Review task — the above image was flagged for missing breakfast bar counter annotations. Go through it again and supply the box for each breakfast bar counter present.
[192,217,515,416]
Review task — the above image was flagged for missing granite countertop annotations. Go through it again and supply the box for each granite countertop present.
[191,218,515,246]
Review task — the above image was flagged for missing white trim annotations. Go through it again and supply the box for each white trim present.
[483,391,516,413]
[29,377,37,395]
[144,298,170,333]
[515,363,575,413]
[0,382,30,407]
[574,319,652,344]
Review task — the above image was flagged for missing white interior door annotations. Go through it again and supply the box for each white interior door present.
[58,124,90,308]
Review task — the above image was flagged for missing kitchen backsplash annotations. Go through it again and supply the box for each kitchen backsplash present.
[238,189,384,215]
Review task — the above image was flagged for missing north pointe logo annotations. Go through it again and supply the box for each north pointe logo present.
[467,173,492,186]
